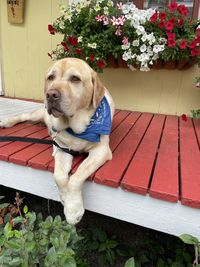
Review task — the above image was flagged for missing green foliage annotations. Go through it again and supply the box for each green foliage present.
[0,194,81,267]
[180,234,200,266]
[191,109,200,118]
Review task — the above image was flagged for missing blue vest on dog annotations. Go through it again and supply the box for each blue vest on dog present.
[66,96,111,142]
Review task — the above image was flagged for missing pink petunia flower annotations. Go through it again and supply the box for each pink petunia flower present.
[117,2,123,10]
[96,15,103,22]
[115,27,122,36]
[122,36,129,45]
[181,114,187,121]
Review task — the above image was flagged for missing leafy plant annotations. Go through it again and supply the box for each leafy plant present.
[180,234,200,266]
[0,194,81,267]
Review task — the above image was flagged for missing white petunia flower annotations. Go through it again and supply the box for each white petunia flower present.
[94,4,101,12]
[78,36,83,42]
[121,43,130,50]
[88,43,97,49]
[59,21,65,29]
[107,0,114,7]
[132,39,140,47]
[122,50,133,61]
[140,44,147,53]
[104,6,109,15]
[136,26,145,36]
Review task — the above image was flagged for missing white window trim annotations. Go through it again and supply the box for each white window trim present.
[0,50,4,96]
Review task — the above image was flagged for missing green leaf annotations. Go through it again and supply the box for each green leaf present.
[14,230,22,238]
[23,205,28,214]
[124,257,136,267]
[63,257,77,267]
[0,203,9,210]
[26,241,36,252]
[7,239,21,250]
[13,216,24,225]
[4,222,13,238]
[9,257,22,266]
[179,234,199,245]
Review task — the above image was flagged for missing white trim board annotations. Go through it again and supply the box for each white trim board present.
[0,160,200,238]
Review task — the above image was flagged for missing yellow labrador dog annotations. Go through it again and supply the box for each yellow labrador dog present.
[0,58,115,224]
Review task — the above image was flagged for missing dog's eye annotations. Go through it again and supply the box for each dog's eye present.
[70,75,81,83]
[47,74,55,81]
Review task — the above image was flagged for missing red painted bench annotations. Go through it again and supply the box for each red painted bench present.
[0,110,200,208]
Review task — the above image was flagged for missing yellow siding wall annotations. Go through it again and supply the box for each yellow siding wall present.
[0,0,200,115]
[0,0,62,100]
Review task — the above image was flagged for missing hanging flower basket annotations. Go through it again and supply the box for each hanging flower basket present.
[176,59,188,70]
[117,57,128,68]
[107,55,118,68]
[151,59,163,70]
[164,60,177,70]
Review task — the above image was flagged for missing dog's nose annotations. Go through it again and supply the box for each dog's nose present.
[46,89,60,101]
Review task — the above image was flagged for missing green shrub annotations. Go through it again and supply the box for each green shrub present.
[0,195,81,267]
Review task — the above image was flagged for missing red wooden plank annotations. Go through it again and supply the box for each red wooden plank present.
[111,110,130,131]
[121,114,165,195]
[180,117,200,208]
[9,129,50,165]
[149,116,179,202]
[94,113,153,187]
[0,123,35,148]
[0,125,46,161]
[28,147,53,170]
[193,118,200,148]
[68,112,139,177]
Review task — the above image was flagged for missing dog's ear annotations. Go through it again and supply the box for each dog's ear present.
[91,71,105,109]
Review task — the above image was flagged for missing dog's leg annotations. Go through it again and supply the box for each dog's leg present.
[64,144,112,224]
[53,148,73,204]
[0,108,45,128]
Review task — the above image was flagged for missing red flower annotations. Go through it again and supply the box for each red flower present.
[191,47,199,56]
[197,28,200,36]
[168,33,176,40]
[178,4,188,16]
[181,114,187,122]
[96,59,106,69]
[190,39,197,49]
[68,36,78,46]
[178,18,184,26]
[158,21,165,29]
[89,54,95,62]
[75,48,82,55]
[150,12,158,23]
[168,1,178,11]
[61,42,70,52]
[170,17,176,25]
[48,24,56,35]
[168,38,176,48]
[179,40,187,49]
[165,21,174,31]
[159,12,167,20]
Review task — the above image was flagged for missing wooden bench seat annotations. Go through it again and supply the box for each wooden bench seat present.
[0,97,200,238]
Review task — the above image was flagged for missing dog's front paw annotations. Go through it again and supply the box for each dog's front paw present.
[0,119,15,128]
[63,191,84,225]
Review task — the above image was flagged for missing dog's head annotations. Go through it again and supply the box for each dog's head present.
[44,58,105,118]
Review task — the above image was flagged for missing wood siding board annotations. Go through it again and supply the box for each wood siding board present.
[180,118,200,208]
[94,113,153,187]
[121,114,165,195]
[149,116,179,202]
